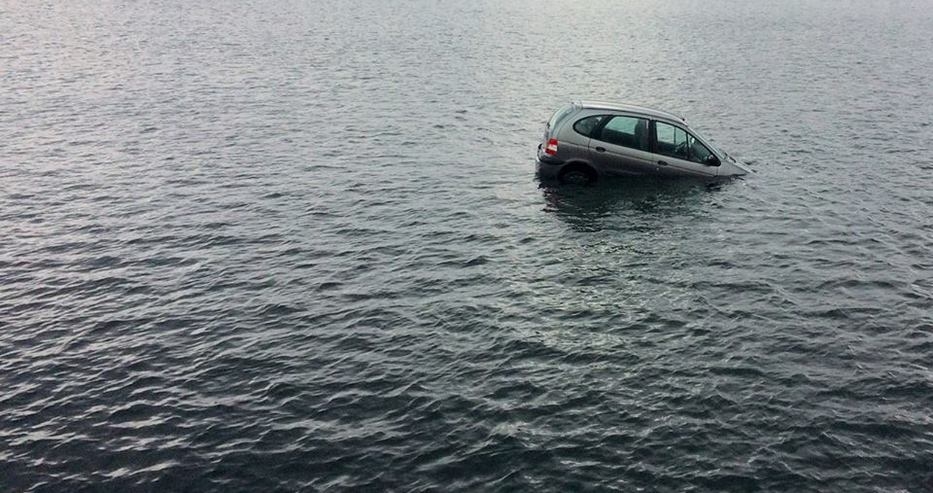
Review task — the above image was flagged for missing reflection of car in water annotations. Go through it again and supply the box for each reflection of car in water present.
[541,177,716,232]
[536,101,751,184]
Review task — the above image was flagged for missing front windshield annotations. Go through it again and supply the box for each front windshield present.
[693,130,732,162]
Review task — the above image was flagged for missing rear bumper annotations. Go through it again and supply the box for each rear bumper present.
[535,144,565,179]
[536,143,566,164]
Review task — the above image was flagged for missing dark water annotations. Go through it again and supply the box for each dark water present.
[2,0,933,491]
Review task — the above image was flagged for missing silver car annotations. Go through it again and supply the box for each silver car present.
[536,101,750,183]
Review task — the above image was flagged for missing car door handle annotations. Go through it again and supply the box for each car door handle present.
[657,160,669,166]
[595,146,606,152]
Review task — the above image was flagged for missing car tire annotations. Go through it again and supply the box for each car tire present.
[559,165,596,185]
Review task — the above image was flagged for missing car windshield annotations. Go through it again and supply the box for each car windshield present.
[692,130,732,162]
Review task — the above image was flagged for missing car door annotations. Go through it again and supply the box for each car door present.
[588,114,656,176]
[650,121,719,177]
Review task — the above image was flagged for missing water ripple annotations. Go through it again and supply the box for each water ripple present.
[3,0,933,491]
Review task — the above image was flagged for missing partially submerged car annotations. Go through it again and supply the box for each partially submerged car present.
[536,101,750,183]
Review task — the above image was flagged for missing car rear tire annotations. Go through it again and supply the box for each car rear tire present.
[559,165,597,185]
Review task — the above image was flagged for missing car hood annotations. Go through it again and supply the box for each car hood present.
[719,158,751,176]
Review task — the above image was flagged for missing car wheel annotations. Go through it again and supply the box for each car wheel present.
[559,165,596,185]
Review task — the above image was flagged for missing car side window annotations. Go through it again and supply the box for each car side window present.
[687,135,714,163]
[655,121,688,160]
[572,115,606,137]
[595,115,650,151]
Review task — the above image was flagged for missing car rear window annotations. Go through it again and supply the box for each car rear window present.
[573,115,606,137]
[547,104,575,131]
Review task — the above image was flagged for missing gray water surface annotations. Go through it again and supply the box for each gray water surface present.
[2,0,933,491]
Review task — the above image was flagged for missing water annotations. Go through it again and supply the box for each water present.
[2,0,932,490]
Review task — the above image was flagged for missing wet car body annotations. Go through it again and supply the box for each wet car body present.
[536,101,750,183]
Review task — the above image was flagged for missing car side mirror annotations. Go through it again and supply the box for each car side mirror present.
[705,155,721,166]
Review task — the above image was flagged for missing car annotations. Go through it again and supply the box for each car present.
[536,101,751,183]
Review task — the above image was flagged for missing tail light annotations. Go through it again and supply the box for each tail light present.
[545,138,558,156]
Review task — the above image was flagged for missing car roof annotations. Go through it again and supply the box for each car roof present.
[575,100,688,125]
